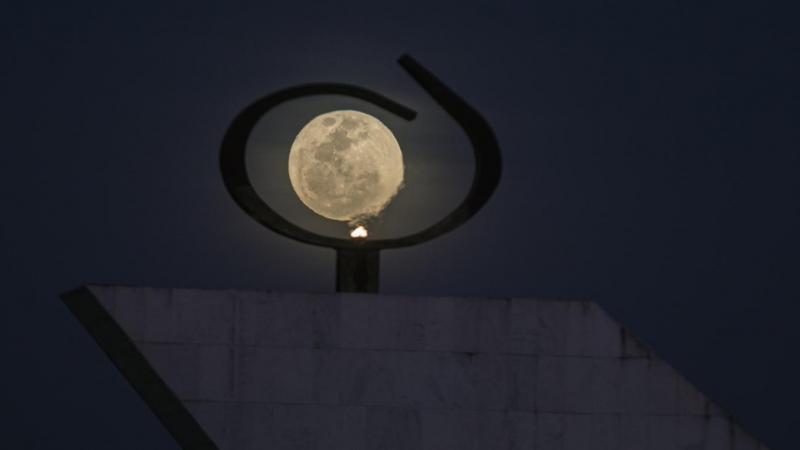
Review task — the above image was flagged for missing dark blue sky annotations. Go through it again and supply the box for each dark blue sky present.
[1,1,798,448]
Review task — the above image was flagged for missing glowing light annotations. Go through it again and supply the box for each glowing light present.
[350,226,368,239]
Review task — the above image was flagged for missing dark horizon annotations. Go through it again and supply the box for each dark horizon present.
[1,1,798,448]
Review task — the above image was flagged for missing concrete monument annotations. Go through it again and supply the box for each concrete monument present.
[62,286,769,449]
[61,54,769,449]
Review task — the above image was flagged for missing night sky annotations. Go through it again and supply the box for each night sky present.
[2,1,799,448]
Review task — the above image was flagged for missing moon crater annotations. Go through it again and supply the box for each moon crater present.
[288,110,404,223]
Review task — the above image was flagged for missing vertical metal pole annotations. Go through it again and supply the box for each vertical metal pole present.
[336,249,380,293]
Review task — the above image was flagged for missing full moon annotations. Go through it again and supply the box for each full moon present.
[288,110,404,222]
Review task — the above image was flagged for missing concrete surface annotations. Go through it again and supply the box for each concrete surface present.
[62,286,769,450]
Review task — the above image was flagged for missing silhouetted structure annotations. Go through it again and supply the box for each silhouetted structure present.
[220,55,502,293]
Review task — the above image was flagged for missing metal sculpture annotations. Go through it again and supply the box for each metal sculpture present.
[220,54,501,292]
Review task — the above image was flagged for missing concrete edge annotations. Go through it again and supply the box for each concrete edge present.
[60,286,220,450]
[591,301,772,450]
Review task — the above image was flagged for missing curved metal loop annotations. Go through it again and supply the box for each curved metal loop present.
[220,54,502,250]
[220,83,416,248]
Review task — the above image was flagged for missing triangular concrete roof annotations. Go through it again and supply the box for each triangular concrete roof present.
[62,285,769,450]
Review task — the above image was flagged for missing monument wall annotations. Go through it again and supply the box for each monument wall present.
[63,286,769,450]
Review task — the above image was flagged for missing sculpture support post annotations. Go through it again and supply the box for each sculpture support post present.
[336,249,379,293]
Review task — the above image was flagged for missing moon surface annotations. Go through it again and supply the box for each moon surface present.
[288,110,404,222]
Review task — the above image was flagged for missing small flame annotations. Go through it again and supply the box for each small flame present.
[350,226,368,239]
